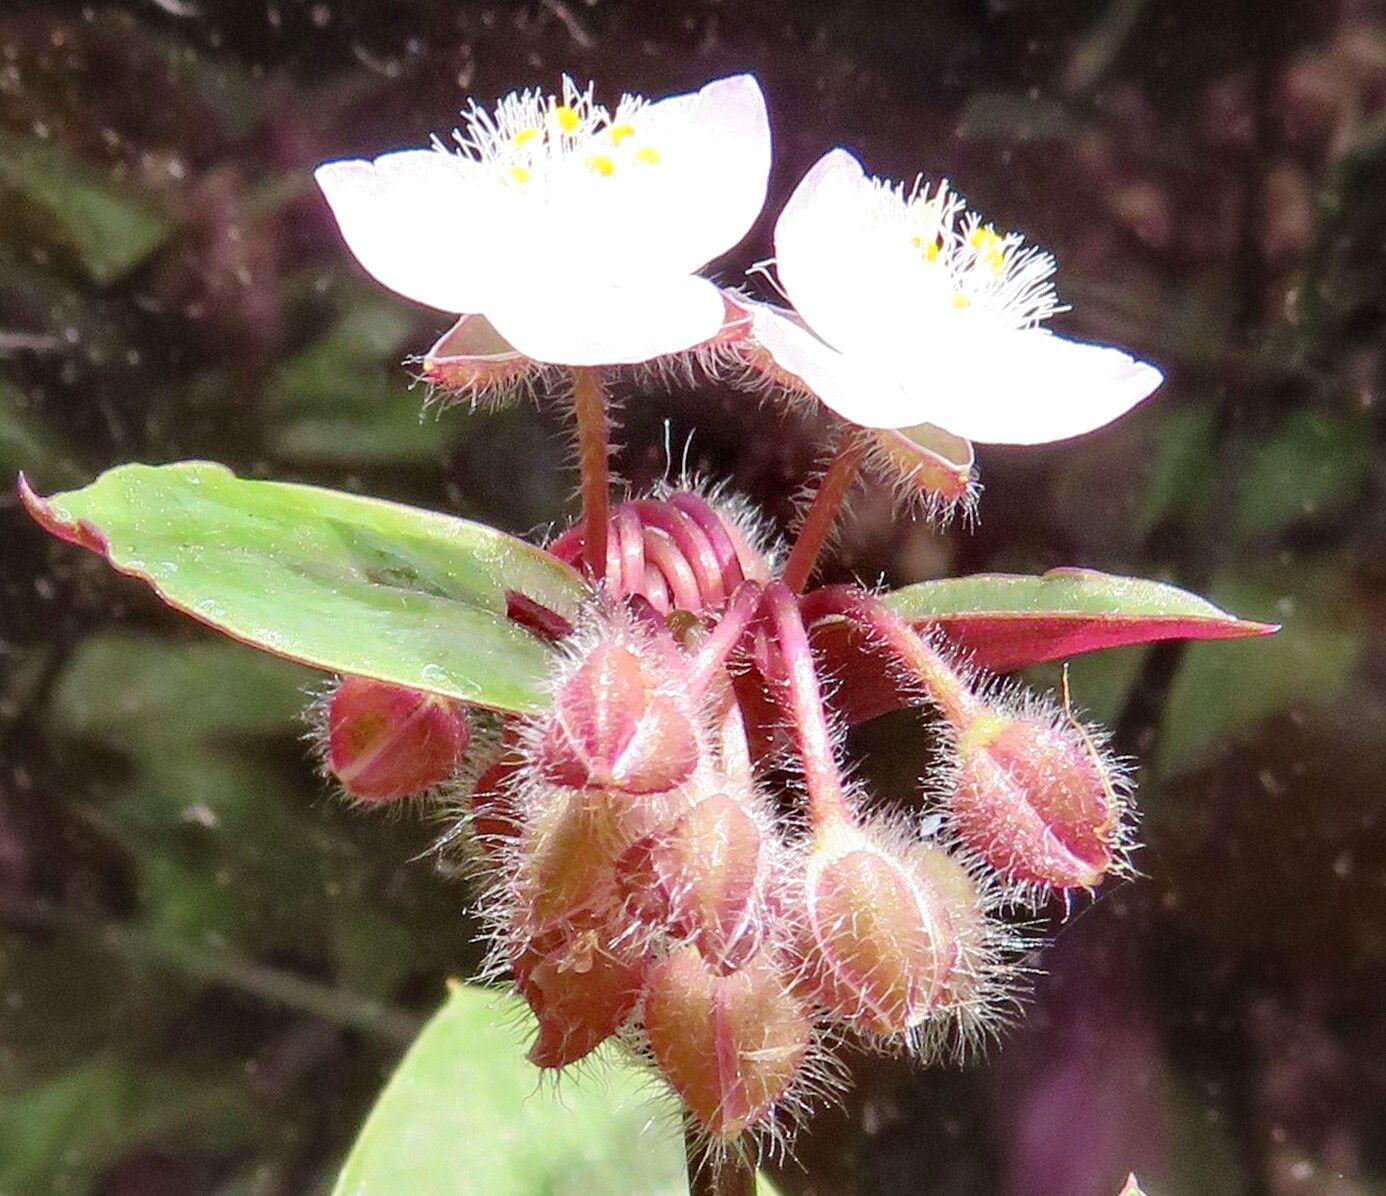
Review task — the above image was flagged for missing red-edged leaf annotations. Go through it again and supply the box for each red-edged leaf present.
[21,462,586,714]
[806,569,1275,724]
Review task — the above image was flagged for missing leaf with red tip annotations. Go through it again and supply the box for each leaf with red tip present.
[885,570,1276,670]
[21,462,586,714]
[806,569,1274,724]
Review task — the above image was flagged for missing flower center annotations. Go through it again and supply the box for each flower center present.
[455,77,663,188]
[887,178,1066,331]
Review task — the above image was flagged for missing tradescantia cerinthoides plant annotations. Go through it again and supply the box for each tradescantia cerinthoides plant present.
[21,73,1273,1193]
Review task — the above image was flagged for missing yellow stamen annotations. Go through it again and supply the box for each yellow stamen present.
[951,293,971,309]
[609,122,635,144]
[968,223,1006,273]
[512,126,539,148]
[587,153,615,176]
[634,145,660,165]
[925,240,941,262]
[553,104,581,134]
[507,165,531,184]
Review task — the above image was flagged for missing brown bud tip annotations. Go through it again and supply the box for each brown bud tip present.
[644,947,810,1139]
[952,713,1121,891]
[515,914,645,1069]
[620,794,769,970]
[537,642,699,795]
[803,836,944,1036]
[326,677,468,802]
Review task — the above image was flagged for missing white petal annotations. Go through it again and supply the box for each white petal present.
[483,275,725,367]
[748,301,913,425]
[752,304,1160,440]
[904,329,1163,443]
[640,74,772,273]
[774,148,926,356]
[315,149,503,313]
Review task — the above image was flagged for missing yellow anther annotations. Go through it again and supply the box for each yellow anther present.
[968,223,1006,273]
[951,292,972,309]
[911,233,942,262]
[512,126,539,148]
[609,122,635,144]
[587,153,616,176]
[634,145,660,165]
[507,164,531,185]
[553,104,581,134]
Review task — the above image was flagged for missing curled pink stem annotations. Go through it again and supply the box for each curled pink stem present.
[689,581,763,695]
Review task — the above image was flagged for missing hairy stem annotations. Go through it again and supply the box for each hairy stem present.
[572,366,610,579]
[781,426,869,593]
[689,581,763,695]
[763,582,853,828]
[799,585,981,728]
[685,1129,756,1196]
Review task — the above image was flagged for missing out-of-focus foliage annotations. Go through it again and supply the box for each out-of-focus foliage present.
[0,2,1382,1195]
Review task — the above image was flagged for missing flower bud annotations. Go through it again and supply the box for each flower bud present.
[802,830,945,1036]
[326,676,468,802]
[644,946,810,1139]
[950,712,1122,892]
[912,845,992,1013]
[514,912,646,1069]
[517,790,628,929]
[419,313,539,403]
[537,641,699,795]
[617,793,769,971]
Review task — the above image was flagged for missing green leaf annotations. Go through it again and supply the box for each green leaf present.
[880,568,1274,673]
[0,375,81,487]
[50,632,313,749]
[1234,409,1371,538]
[0,129,172,283]
[265,298,451,465]
[333,983,686,1196]
[0,1058,254,1195]
[24,462,587,713]
[1156,560,1364,774]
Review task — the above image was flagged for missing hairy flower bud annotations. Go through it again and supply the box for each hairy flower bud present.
[644,946,810,1139]
[913,845,992,1013]
[537,640,699,795]
[517,790,628,928]
[950,711,1124,893]
[514,911,646,1069]
[617,792,770,970]
[325,676,468,801]
[802,828,946,1036]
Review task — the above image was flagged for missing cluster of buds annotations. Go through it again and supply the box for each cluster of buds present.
[301,69,1165,1179]
[314,489,1133,1164]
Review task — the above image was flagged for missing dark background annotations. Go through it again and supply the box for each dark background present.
[1,1,1382,1193]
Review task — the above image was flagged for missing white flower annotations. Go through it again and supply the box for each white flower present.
[315,75,770,368]
[751,148,1162,444]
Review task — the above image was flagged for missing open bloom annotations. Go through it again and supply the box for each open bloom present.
[315,75,770,368]
[746,148,1162,444]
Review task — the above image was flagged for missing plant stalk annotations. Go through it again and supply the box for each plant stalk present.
[780,426,869,593]
[763,581,852,828]
[799,585,981,728]
[572,366,611,579]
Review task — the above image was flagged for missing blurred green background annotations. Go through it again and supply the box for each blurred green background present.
[0,2,1382,1193]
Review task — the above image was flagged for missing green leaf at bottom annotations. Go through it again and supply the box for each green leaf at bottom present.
[333,982,685,1196]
